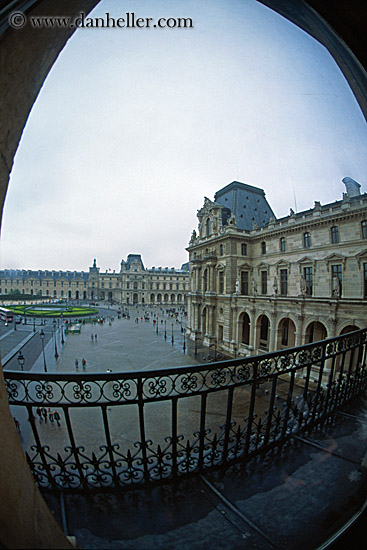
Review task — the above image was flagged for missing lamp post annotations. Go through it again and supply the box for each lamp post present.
[183,331,186,353]
[14,316,16,331]
[40,330,47,372]
[164,320,167,340]
[171,323,174,345]
[33,318,36,333]
[17,350,25,371]
[61,314,65,345]
[53,319,59,359]
[156,316,159,335]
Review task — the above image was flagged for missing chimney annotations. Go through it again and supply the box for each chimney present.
[342,177,361,198]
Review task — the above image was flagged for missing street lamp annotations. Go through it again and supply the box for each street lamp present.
[40,330,47,372]
[33,318,36,332]
[60,314,65,345]
[164,320,167,340]
[17,350,25,371]
[171,323,174,345]
[53,319,59,359]
[183,332,186,353]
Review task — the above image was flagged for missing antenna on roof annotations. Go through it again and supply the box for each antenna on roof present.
[292,185,298,213]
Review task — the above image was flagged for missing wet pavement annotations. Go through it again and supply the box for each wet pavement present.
[2,306,367,549]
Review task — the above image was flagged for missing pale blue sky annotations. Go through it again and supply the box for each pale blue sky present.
[1,0,366,271]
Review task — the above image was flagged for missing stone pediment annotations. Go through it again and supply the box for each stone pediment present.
[237,262,252,270]
[297,256,314,264]
[324,253,346,262]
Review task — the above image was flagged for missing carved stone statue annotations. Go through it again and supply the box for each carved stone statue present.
[235,280,240,293]
[332,275,341,297]
[273,276,278,295]
[189,229,197,244]
[300,275,307,296]
[251,279,257,295]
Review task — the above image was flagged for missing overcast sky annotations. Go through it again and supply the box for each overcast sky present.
[1,0,366,272]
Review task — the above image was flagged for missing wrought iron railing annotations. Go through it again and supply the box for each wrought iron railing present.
[4,329,367,491]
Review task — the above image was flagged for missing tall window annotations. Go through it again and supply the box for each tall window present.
[261,271,267,295]
[280,237,286,252]
[241,243,247,256]
[218,271,224,294]
[261,241,266,255]
[364,263,367,298]
[332,264,342,295]
[206,218,211,236]
[280,269,287,296]
[331,226,339,244]
[303,232,311,248]
[203,269,208,292]
[304,267,313,296]
[241,271,249,295]
[220,244,223,255]
[362,220,367,239]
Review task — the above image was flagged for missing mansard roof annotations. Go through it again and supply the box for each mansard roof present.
[0,269,88,281]
[214,181,276,231]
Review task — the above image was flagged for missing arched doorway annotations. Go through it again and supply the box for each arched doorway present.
[202,307,207,336]
[133,293,138,304]
[150,293,155,303]
[277,318,296,349]
[256,314,270,351]
[340,325,360,335]
[239,312,250,345]
[305,321,327,344]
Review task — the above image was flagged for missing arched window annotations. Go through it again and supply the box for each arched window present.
[261,241,266,254]
[206,218,211,236]
[280,237,286,252]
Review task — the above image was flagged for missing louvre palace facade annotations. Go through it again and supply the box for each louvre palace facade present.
[0,254,189,307]
[186,178,367,357]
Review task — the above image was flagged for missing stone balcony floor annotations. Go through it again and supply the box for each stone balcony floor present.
[42,393,367,550]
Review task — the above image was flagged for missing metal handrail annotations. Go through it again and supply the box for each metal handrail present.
[4,329,367,490]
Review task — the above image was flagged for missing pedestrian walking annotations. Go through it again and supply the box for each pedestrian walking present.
[91,333,94,342]
[48,408,54,425]
[36,406,43,424]
[82,358,86,370]
[42,407,48,423]
[95,334,97,342]
[54,410,61,427]
[75,358,79,370]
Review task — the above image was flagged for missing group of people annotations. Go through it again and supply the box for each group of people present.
[75,358,87,369]
[90,333,98,342]
[36,407,61,427]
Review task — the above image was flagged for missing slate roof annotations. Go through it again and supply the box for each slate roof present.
[214,181,276,231]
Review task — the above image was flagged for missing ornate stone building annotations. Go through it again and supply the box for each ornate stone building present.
[0,254,189,307]
[186,179,367,356]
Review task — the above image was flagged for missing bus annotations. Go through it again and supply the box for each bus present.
[0,307,14,323]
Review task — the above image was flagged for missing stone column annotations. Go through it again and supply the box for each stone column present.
[295,314,304,347]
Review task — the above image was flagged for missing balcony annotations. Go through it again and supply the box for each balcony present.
[4,329,367,548]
